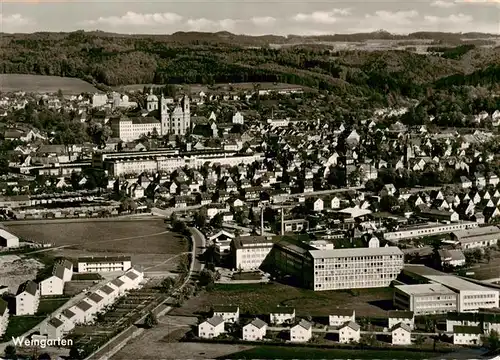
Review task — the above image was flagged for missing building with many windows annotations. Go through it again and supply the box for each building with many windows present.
[269,238,404,291]
[394,283,458,315]
[77,256,132,273]
[232,236,275,271]
[402,265,499,312]
[383,221,478,242]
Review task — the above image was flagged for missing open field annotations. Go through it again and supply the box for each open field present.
[0,316,45,341]
[0,74,98,94]
[171,283,393,318]
[111,315,248,360]
[6,220,188,271]
[220,345,447,359]
[0,255,43,293]
[463,249,500,280]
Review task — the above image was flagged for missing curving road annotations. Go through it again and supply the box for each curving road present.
[85,226,206,360]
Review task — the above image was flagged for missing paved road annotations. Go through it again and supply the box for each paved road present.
[85,227,205,360]
[190,227,207,274]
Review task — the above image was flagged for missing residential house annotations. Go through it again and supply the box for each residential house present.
[0,298,8,338]
[329,309,355,327]
[438,249,466,268]
[57,309,77,333]
[453,326,483,345]
[242,318,267,341]
[198,316,225,339]
[40,265,66,296]
[213,305,240,323]
[388,310,415,330]
[72,300,95,324]
[339,321,361,344]
[269,306,295,325]
[87,292,105,313]
[46,318,65,340]
[16,280,40,315]
[290,319,312,343]
[391,323,412,345]
[330,196,341,209]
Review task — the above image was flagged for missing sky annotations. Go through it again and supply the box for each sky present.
[0,0,499,35]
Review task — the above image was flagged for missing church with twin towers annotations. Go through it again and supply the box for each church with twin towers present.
[146,90,191,136]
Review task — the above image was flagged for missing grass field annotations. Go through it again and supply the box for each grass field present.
[219,345,446,359]
[0,74,98,94]
[7,220,188,272]
[172,283,393,317]
[37,297,71,316]
[464,249,500,280]
[1,316,45,341]
[72,273,102,281]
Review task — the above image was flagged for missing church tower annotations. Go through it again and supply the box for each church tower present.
[146,89,158,113]
[182,95,191,134]
[160,95,170,136]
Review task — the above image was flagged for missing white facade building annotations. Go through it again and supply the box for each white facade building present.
[394,284,458,315]
[339,321,361,343]
[213,306,239,323]
[269,307,295,325]
[403,265,499,312]
[0,228,19,248]
[391,323,412,345]
[232,112,244,125]
[453,326,483,345]
[309,246,404,291]
[384,222,478,242]
[40,274,65,296]
[242,318,267,341]
[46,318,65,340]
[329,309,355,327]
[198,316,225,339]
[452,226,500,250]
[15,280,40,315]
[388,311,415,330]
[77,256,132,273]
[232,236,274,271]
[290,320,312,343]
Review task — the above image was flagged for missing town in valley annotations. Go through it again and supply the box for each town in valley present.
[0,13,500,360]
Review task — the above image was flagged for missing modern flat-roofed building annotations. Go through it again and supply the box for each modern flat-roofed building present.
[394,283,458,315]
[270,238,404,291]
[77,256,132,273]
[384,221,478,242]
[309,246,404,291]
[452,226,500,250]
[232,236,275,271]
[283,219,309,233]
[403,265,499,312]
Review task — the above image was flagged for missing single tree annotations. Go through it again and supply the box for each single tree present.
[144,311,158,329]
[4,345,16,360]
[483,329,500,351]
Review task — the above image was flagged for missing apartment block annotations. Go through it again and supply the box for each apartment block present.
[77,256,132,273]
[232,236,274,271]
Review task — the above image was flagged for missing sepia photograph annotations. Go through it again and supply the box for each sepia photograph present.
[0,0,500,359]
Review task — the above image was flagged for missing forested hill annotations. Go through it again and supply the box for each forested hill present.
[1,30,499,100]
